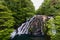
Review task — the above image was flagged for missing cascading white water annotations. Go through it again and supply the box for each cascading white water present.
[10,15,53,39]
[10,15,36,38]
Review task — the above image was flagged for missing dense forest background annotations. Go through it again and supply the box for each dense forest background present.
[0,0,60,40]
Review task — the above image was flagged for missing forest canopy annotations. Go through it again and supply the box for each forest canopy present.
[0,0,60,40]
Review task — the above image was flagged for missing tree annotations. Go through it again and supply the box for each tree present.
[4,0,35,29]
[0,0,35,40]
[0,0,15,40]
[36,0,60,40]
[36,0,60,16]
[47,16,60,40]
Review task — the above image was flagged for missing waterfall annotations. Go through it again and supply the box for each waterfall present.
[10,15,52,39]
[10,15,36,38]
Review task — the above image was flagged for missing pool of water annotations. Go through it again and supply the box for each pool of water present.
[10,34,45,40]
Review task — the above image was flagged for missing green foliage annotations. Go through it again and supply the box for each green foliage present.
[0,29,14,40]
[54,16,60,33]
[51,16,60,40]
[4,0,35,28]
[47,17,56,35]
[0,0,15,40]
[47,16,60,40]
[36,0,60,39]
[0,0,35,40]
[36,0,60,16]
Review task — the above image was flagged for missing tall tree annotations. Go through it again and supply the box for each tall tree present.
[36,0,60,16]
[36,0,60,40]
[0,0,15,40]
[47,16,60,40]
[0,0,35,40]
[4,0,35,29]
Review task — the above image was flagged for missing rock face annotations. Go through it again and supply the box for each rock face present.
[28,15,48,36]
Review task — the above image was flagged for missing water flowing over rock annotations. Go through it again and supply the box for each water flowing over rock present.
[10,15,52,39]
[10,15,36,38]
